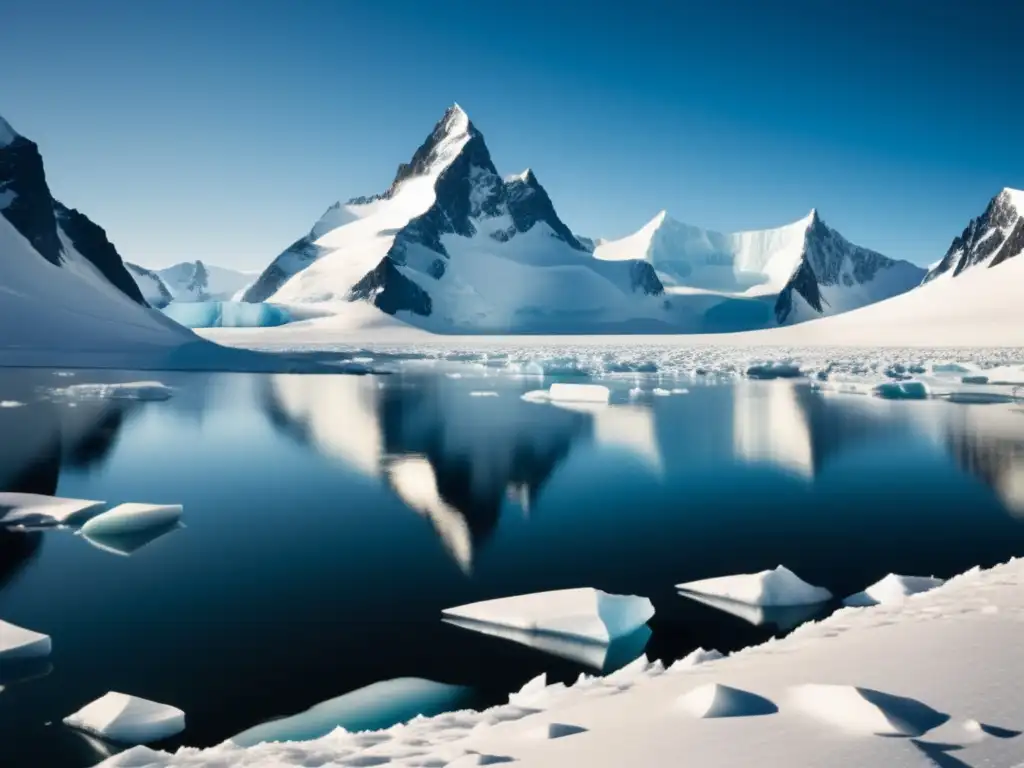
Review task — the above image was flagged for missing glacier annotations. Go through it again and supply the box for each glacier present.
[162,301,294,328]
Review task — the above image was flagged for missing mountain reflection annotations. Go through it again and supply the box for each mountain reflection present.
[941,405,1024,517]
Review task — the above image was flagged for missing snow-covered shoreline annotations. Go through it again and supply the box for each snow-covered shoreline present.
[100,556,1024,767]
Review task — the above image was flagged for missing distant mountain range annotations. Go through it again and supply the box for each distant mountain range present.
[1,104,1021,345]
[126,260,256,308]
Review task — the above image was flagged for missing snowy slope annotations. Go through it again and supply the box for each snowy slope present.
[242,105,671,333]
[924,188,1024,282]
[594,210,925,325]
[155,260,256,302]
[125,263,175,308]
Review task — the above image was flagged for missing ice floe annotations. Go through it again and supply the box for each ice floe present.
[82,522,182,557]
[231,678,474,747]
[0,492,105,527]
[442,588,654,645]
[871,380,930,400]
[64,692,185,744]
[676,565,832,607]
[49,381,173,401]
[0,619,52,660]
[842,574,945,607]
[522,383,611,405]
[0,400,24,408]
[80,503,183,537]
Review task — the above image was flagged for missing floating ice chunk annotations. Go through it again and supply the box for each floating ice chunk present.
[469,390,499,397]
[652,388,671,396]
[63,692,185,744]
[444,617,650,672]
[550,383,610,403]
[83,522,181,557]
[442,588,654,645]
[671,388,689,394]
[745,361,802,380]
[789,684,948,737]
[871,380,930,400]
[0,400,24,408]
[80,504,182,537]
[162,301,292,328]
[842,574,945,607]
[677,684,778,718]
[0,492,105,527]
[230,678,473,747]
[50,381,173,402]
[676,565,832,607]
[677,591,826,631]
[0,619,52,660]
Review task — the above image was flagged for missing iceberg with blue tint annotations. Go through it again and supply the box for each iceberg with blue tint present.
[230,678,474,746]
[162,301,293,328]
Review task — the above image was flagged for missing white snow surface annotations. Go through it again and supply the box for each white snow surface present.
[64,692,185,744]
[80,503,183,537]
[0,619,52,660]
[843,574,946,607]
[677,565,833,607]
[97,556,1024,768]
[442,588,655,644]
[0,492,105,527]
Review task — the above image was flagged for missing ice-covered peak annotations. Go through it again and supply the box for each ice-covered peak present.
[0,115,19,147]
[506,168,535,184]
[1000,187,1024,212]
[439,103,470,137]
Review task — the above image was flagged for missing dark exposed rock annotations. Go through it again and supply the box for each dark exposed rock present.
[0,135,62,266]
[54,202,146,305]
[504,170,586,250]
[349,257,432,316]
[925,190,1023,281]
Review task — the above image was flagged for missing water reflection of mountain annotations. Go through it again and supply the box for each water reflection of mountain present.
[262,375,590,571]
[941,406,1024,517]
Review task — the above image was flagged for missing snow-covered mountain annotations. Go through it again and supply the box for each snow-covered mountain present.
[0,113,202,363]
[242,105,670,333]
[155,260,256,302]
[594,209,925,325]
[923,188,1024,283]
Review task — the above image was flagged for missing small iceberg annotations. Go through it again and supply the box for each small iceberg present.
[0,619,52,660]
[50,381,173,402]
[63,691,185,744]
[162,300,293,328]
[0,492,105,527]
[442,587,654,645]
[745,361,802,380]
[522,383,611,405]
[230,678,474,747]
[842,574,945,607]
[871,380,929,400]
[677,591,827,631]
[676,566,832,607]
[443,618,651,672]
[80,504,182,537]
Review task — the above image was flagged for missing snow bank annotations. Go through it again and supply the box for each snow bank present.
[80,504,183,537]
[842,574,945,607]
[442,588,654,645]
[64,692,185,744]
[676,683,778,718]
[163,301,293,329]
[676,565,832,607]
[0,492,105,527]
[789,684,949,737]
[0,619,52,660]
[230,678,474,747]
[49,381,174,402]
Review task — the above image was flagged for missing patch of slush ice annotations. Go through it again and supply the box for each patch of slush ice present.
[80,504,183,537]
[469,391,499,397]
[49,381,173,402]
[843,574,945,607]
[652,388,671,396]
[63,691,185,744]
[442,588,654,644]
[0,400,24,408]
[0,619,52,660]
[0,492,105,527]
[676,565,832,607]
[230,678,475,747]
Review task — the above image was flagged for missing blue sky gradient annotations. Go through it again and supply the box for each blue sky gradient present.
[2,0,1021,270]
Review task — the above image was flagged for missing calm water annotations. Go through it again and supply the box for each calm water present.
[3,366,1024,767]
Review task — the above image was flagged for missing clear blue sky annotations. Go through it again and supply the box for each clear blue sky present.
[2,0,1021,270]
